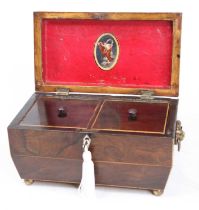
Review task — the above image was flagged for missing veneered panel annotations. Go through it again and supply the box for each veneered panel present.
[92,100,169,133]
[20,97,99,129]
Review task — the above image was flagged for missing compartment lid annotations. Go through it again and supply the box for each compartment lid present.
[34,12,182,97]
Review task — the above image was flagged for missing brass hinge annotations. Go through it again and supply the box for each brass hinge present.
[140,90,154,100]
[56,88,70,96]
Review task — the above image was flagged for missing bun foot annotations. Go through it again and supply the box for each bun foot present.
[24,179,34,185]
[152,189,164,196]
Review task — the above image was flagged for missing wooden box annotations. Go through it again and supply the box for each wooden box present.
[8,12,185,195]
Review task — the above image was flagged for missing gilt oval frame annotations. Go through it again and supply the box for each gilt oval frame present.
[94,33,120,71]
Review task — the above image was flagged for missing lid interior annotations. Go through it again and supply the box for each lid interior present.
[34,13,181,96]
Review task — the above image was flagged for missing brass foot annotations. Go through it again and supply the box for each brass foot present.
[24,179,34,185]
[152,189,164,196]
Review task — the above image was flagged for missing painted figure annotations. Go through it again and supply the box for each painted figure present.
[97,39,114,65]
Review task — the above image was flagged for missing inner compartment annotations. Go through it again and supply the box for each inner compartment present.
[20,96,169,134]
[42,19,173,89]
[91,100,169,134]
[20,97,99,129]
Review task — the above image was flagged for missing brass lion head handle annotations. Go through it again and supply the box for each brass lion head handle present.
[175,120,185,151]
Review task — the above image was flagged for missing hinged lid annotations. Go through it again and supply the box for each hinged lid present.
[34,12,182,97]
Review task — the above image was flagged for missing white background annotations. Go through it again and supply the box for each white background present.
[0,0,199,210]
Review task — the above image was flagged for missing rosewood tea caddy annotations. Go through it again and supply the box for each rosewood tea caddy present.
[8,12,185,196]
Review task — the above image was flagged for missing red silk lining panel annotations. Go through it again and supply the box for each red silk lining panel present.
[42,19,173,88]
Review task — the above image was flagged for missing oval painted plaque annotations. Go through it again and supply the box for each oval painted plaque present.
[94,33,119,71]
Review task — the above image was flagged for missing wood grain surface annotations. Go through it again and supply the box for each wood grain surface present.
[8,93,177,191]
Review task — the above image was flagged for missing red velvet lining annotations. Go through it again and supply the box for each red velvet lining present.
[42,19,173,88]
